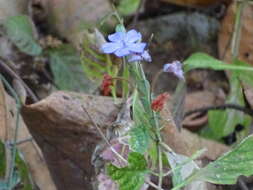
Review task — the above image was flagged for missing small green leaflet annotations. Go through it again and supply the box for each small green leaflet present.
[183,53,253,73]
[107,152,148,190]
[172,135,253,189]
[4,15,42,56]
[49,45,96,92]
[117,0,141,16]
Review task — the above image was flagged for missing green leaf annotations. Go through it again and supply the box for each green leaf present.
[129,126,150,154]
[129,91,152,154]
[197,135,253,184]
[117,0,140,16]
[4,15,42,56]
[116,24,126,33]
[49,45,96,92]
[172,135,253,189]
[107,152,148,190]
[233,59,253,89]
[208,74,251,139]
[183,53,253,72]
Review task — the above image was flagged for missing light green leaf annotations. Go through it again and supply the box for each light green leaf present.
[173,135,253,189]
[129,126,150,154]
[197,135,253,184]
[4,15,42,56]
[117,0,140,16]
[208,74,251,139]
[233,59,253,89]
[49,45,96,92]
[107,152,148,190]
[183,53,253,72]
[115,24,126,33]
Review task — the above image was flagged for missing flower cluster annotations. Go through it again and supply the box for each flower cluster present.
[101,29,151,62]
[101,74,113,96]
[151,92,170,112]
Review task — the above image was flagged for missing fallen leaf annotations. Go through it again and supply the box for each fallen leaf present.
[0,81,56,190]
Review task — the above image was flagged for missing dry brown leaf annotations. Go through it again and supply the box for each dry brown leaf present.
[0,81,56,190]
[22,92,119,190]
[160,0,231,8]
[38,0,114,47]
[218,2,253,109]
[0,0,28,23]
[183,91,216,131]
[161,105,229,160]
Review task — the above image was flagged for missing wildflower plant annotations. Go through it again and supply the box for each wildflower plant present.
[94,13,253,190]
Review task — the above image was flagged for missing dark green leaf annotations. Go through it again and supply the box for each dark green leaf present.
[4,15,42,56]
[107,152,148,190]
[49,45,96,92]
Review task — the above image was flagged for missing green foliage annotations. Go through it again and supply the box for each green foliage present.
[129,126,150,154]
[49,45,96,92]
[207,74,251,139]
[197,135,253,184]
[173,135,253,189]
[183,53,253,72]
[0,171,20,190]
[15,152,33,190]
[107,152,148,190]
[117,0,141,16]
[4,15,42,56]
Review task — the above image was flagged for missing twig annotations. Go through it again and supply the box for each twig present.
[132,0,146,27]
[81,106,128,164]
[184,104,253,118]
[0,59,38,102]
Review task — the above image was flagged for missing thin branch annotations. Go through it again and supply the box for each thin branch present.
[81,106,128,164]
[184,104,253,118]
[0,59,38,102]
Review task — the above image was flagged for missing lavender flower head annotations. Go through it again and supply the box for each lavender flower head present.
[163,61,184,80]
[101,29,151,61]
[128,50,152,63]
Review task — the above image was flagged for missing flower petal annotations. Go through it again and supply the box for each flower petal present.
[114,48,130,57]
[125,29,142,43]
[108,32,125,42]
[127,42,146,53]
[128,54,142,62]
[101,42,123,53]
[142,51,152,62]
[163,61,185,80]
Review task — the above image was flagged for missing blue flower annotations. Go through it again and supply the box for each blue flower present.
[101,29,146,57]
[128,50,152,62]
[163,61,184,80]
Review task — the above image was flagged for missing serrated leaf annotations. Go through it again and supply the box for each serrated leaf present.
[183,53,253,72]
[107,152,148,190]
[117,0,141,16]
[4,15,42,56]
[208,74,251,139]
[197,135,253,184]
[49,45,96,92]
